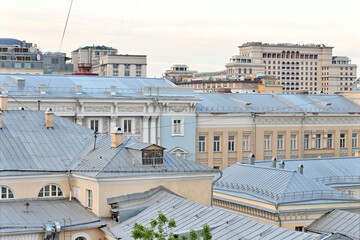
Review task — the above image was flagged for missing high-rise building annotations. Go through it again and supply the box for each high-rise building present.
[226,42,357,94]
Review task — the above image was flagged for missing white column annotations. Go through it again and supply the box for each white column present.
[157,116,161,145]
[110,116,117,131]
[150,116,157,144]
[143,116,149,143]
[76,116,84,126]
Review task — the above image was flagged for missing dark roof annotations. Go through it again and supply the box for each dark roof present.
[0,38,23,46]
[72,45,116,52]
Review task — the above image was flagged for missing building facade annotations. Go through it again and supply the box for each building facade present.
[195,92,360,169]
[226,42,357,94]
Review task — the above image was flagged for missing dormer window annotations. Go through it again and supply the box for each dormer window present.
[142,149,164,165]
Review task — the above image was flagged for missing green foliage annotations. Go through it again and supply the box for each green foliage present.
[131,212,212,240]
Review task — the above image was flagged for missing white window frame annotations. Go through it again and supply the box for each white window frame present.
[327,134,333,149]
[38,184,64,198]
[243,135,249,151]
[199,136,206,152]
[214,136,221,152]
[315,134,322,149]
[228,135,235,152]
[0,186,14,199]
[340,133,346,148]
[171,118,184,136]
[352,133,358,148]
[277,135,284,150]
[86,189,93,209]
[264,135,271,150]
[291,135,297,150]
[88,118,102,133]
[123,118,134,134]
[304,134,310,149]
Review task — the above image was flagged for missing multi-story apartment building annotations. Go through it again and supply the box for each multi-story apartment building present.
[164,64,197,82]
[195,92,360,169]
[226,42,357,94]
[42,51,73,74]
[71,45,147,77]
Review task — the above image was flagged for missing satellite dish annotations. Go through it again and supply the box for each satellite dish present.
[29,47,35,53]
[36,54,41,61]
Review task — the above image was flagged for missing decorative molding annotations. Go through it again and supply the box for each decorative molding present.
[117,105,144,112]
[168,104,187,113]
[83,105,111,113]
[135,118,141,134]
[103,117,109,133]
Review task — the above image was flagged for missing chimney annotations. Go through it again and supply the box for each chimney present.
[279,160,285,169]
[271,157,277,168]
[75,85,82,95]
[0,111,2,129]
[39,84,47,94]
[45,108,54,129]
[248,153,255,165]
[110,86,116,96]
[111,127,123,148]
[0,94,8,111]
[355,150,360,157]
[297,164,304,175]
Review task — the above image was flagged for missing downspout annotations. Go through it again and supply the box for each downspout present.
[195,112,199,163]
[211,170,223,207]
[275,204,282,227]
[252,113,256,157]
[301,113,307,158]
[67,170,72,202]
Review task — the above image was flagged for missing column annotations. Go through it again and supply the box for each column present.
[142,116,150,143]
[150,116,157,144]
[156,116,161,145]
[110,116,117,132]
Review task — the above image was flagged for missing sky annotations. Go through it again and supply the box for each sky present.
[1,0,359,77]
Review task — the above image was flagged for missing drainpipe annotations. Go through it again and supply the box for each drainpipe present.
[67,170,72,202]
[195,112,199,163]
[252,113,256,157]
[301,113,307,158]
[211,170,223,207]
[275,204,282,227]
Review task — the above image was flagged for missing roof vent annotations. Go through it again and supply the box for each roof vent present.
[279,160,285,169]
[39,84,47,94]
[248,153,255,165]
[75,85,82,95]
[297,164,304,175]
[0,94,8,111]
[18,107,25,110]
[45,108,54,129]
[110,86,116,96]
[16,78,25,87]
[111,127,123,148]
[271,157,277,168]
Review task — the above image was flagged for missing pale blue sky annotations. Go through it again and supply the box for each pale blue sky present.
[1,0,359,77]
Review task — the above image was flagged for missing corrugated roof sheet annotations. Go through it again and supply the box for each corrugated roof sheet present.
[105,187,320,240]
[0,198,101,234]
[214,164,358,204]
[305,209,360,240]
[195,93,360,113]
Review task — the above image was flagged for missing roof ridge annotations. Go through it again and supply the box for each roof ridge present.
[237,163,296,173]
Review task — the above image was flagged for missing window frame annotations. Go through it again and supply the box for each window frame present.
[88,118,102,133]
[304,134,310,149]
[228,135,235,152]
[243,135,249,151]
[315,134,322,149]
[86,189,93,209]
[340,133,346,148]
[123,119,134,134]
[213,136,221,152]
[38,184,64,198]
[264,135,271,151]
[277,135,284,150]
[171,118,184,136]
[199,136,206,152]
[0,186,14,199]
[290,134,297,150]
[352,133,358,148]
[327,134,333,149]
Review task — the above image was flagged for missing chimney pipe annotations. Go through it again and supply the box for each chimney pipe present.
[110,86,116,96]
[279,160,285,169]
[0,94,8,111]
[297,164,304,175]
[0,111,2,129]
[111,127,123,148]
[271,157,277,168]
[248,153,255,165]
[45,108,54,129]
[75,85,83,95]
[39,84,47,94]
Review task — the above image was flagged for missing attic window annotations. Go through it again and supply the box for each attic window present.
[142,150,163,165]
[38,184,64,198]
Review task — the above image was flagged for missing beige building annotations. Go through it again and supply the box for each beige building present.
[164,64,197,82]
[226,42,357,94]
[195,92,360,169]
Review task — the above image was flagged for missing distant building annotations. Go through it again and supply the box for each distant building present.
[42,52,73,74]
[226,42,358,94]
[71,45,147,77]
[164,64,197,82]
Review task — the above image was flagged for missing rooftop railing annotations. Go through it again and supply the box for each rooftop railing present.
[314,176,360,185]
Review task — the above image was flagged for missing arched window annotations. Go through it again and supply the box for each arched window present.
[1,186,14,199]
[38,184,64,198]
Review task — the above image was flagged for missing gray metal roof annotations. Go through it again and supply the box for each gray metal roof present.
[0,74,196,99]
[305,210,360,240]
[104,187,320,240]
[214,164,358,205]
[0,110,94,172]
[0,198,101,234]
[195,93,360,113]
[253,157,360,187]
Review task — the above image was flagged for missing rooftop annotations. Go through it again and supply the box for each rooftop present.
[72,45,116,52]
[240,42,332,49]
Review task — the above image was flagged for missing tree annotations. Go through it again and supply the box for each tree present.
[131,212,212,240]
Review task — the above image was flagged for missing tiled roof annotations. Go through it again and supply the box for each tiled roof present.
[214,164,358,204]
[104,187,320,240]
[0,198,101,234]
[195,93,360,113]
[305,209,360,240]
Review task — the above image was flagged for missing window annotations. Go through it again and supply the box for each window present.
[327,134,333,149]
[199,136,206,152]
[295,226,304,232]
[316,134,322,149]
[243,135,249,151]
[86,189,92,208]
[125,70,130,76]
[125,64,130,69]
[142,150,164,165]
[113,64,119,69]
[352,133,358,148]
[136,64,142,69]
[340,133,346,148]
[228,135,235,152]
[172,119,184,136]
[277,135,284,150]
[38,184,63,197]
[113,70,118,76]
[304,134,310,149]
[123,119,132,133]
[291,135,297,150]
[264,135,271,150]
[214,136,221,152]
[90,120,99,133]
[1,186,14,199]
[136,71,141,76]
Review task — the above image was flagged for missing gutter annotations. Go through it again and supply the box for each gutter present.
[67,170,72,201]
[301,113,306,158]
[211,170,223,207]
[275,204,282,227]
[252,113,256,157]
